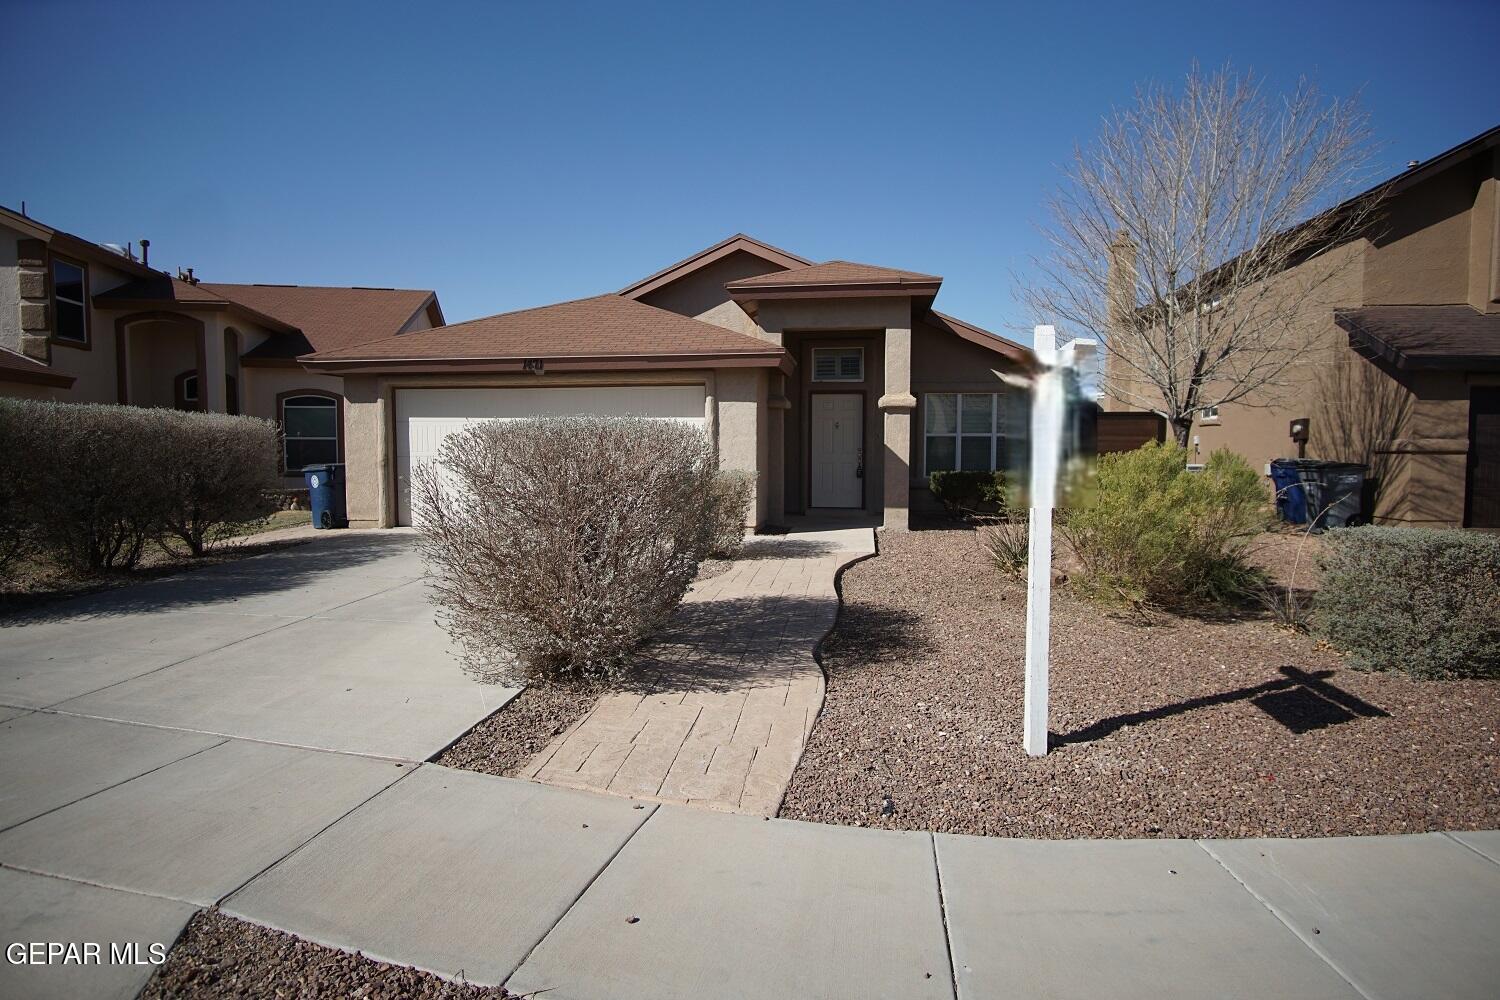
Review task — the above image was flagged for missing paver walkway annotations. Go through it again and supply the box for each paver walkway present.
[520,525,875,814]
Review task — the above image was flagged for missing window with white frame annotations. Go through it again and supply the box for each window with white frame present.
[924,392,1011,474]
[51,258,88,344]
[1201,405,1220,421]
[281,393,341,472]
[811,347,864,382]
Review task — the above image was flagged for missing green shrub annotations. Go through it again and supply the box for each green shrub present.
[1314,526,1500,678]
[0,399,281,571]
[928,470,1009,516]
[1064,441,1267,608]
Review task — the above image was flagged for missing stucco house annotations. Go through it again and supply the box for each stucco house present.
[0,205,443,484]
[1102,123,1500,528]
[300,235,1033,530]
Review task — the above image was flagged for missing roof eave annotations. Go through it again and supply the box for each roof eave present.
[299,350,793,376]
[0,365,76,388]
[726,280,943,299]
[619,234,815,299]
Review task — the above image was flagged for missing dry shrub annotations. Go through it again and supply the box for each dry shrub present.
[704,470,753,558]
[0,399,280,571]
[155,410,283,555]
[413,415,730,683]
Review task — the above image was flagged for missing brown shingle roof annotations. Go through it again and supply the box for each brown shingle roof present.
[93,274,230,305]
[0,348,74,387]
[303,294,787,370]
[725,259,942,291]
[1337,305,1500,371]
[205,284,438,357]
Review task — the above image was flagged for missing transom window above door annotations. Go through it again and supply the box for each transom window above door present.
[811,347,864,382]
[924,392,1012,474]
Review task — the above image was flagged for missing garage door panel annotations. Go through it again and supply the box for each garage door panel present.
[394,386,707,526]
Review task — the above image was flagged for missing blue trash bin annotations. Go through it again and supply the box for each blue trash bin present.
[303,465,347,529]
[1269,459,1308,525]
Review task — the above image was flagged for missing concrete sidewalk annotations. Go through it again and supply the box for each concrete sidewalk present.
[522,525,876,814]
[1,530,1496,999]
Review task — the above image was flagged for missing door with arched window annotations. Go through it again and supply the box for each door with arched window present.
[278,391,343,474]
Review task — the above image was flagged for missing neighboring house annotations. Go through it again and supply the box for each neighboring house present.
[0,205,443,484]
[300,234,1034,529]
[1102,124,1500,528]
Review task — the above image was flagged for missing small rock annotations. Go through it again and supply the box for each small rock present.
[626,916,640,924]
[880,796,895,816]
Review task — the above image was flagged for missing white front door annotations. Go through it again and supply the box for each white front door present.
[810,393,864,508]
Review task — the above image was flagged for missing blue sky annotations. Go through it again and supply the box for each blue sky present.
[2,0,1496,342]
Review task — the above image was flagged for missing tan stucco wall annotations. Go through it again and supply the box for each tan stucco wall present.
[910,316,1032,504]
[241,366,347,478]
[635,250,784,338]
[1104,150,1500,526]
[1363,157,1493,307]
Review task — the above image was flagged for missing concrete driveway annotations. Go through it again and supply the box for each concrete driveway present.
[0,531,518,760]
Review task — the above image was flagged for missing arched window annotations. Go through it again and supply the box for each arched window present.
[279,391,342,474]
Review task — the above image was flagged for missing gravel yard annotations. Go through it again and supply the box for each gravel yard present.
[144,910,512,998]
[436,679,607,777]
[778,526,1500,838]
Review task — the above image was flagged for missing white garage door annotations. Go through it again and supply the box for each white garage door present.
[394,385,707,526]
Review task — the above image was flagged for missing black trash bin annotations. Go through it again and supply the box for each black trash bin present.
[302,465,347,529]
[1308,462,1367,531]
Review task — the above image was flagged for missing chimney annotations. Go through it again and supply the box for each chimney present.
[140,238,150,266]
[1106,230,1137,338]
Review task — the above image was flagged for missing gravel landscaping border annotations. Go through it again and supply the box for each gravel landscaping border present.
[435,680,607,776]
[143,910,513,998]
[779,525,1500,839]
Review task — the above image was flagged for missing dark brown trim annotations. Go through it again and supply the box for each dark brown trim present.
[47,251,92,351]
[0,363,75,388]
[806,388,868,511]
[112,310,206,405]
[275,388,346,477]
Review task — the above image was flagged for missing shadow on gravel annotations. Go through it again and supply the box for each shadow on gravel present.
[0,533,418,625]
[1051,665,1390,748]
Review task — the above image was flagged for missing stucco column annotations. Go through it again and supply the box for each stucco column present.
[715,367,768,528]
[199,319,227,413]
[879,322,915,531]
[767,372,790,526]
[341,375,390,528]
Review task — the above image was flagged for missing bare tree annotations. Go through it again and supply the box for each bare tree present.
[1022,65,1382,446]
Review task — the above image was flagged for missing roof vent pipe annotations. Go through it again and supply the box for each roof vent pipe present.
[140,239,150,266]
[1406,160,1420,170]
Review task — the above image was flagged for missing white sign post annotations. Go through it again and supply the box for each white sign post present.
[1023,325,1095,757]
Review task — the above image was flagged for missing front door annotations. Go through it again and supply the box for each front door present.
[811,393,864,508]
[1468,387,1500,529]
